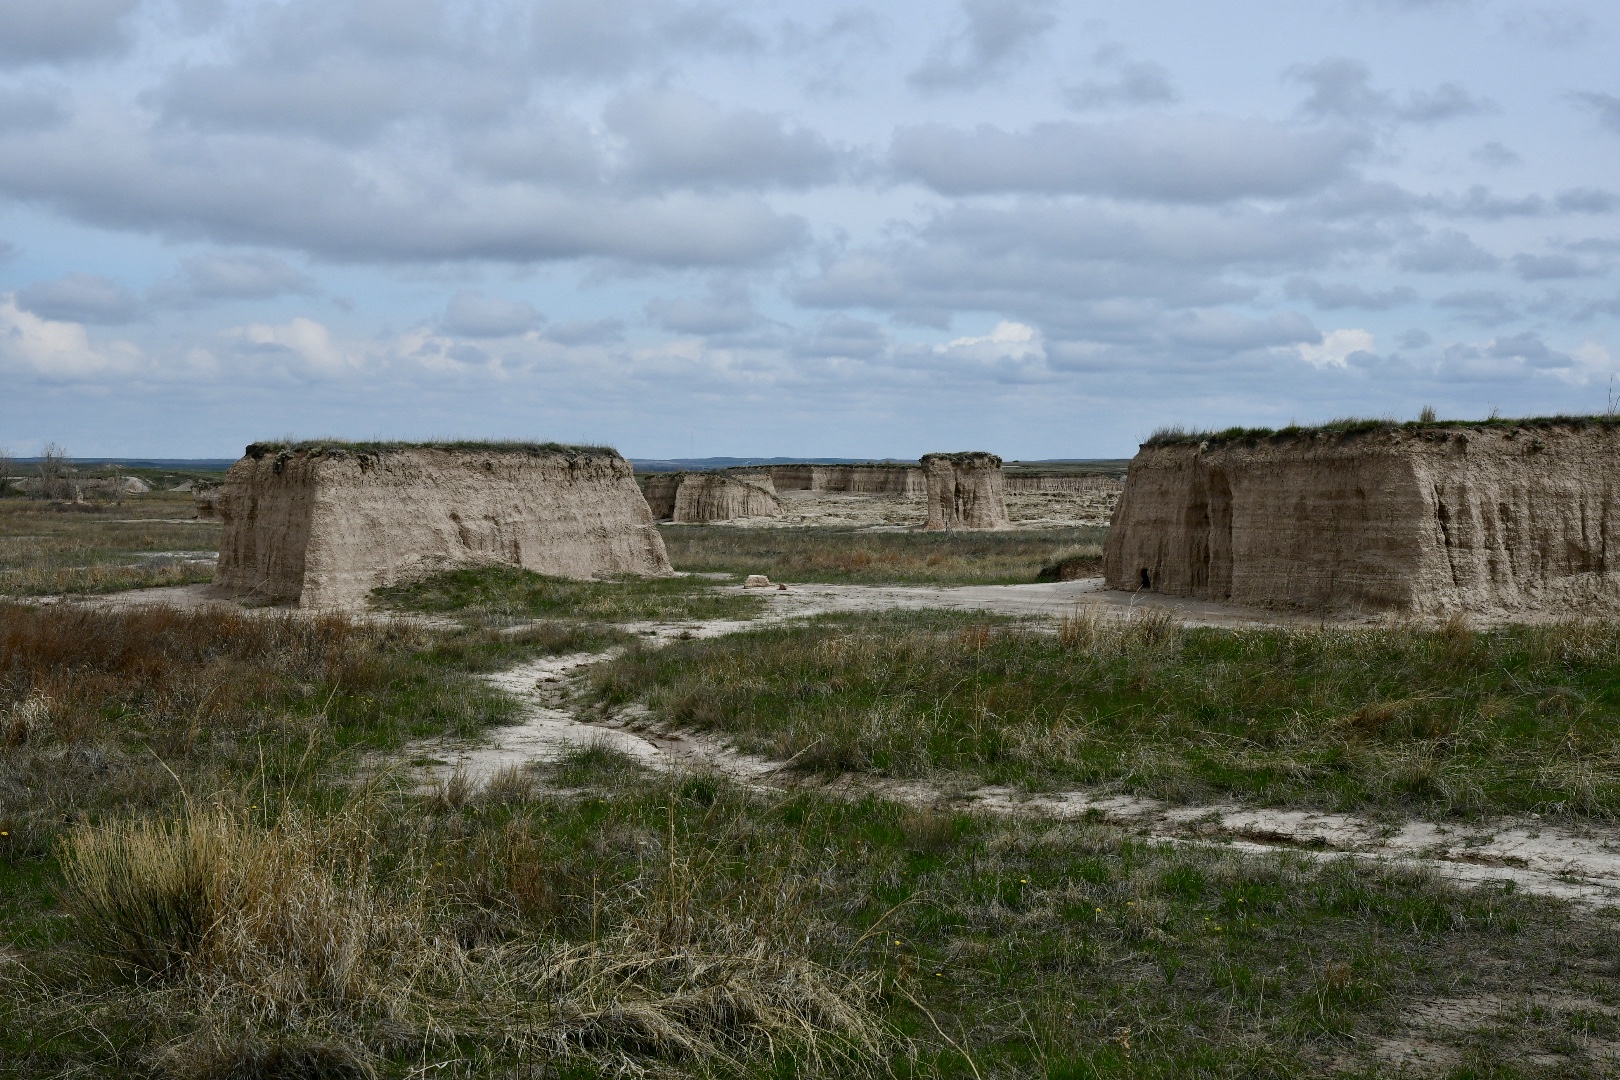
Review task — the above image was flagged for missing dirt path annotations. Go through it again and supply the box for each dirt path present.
[405,614,1620,908]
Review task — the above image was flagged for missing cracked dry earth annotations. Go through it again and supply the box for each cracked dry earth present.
[402,590,1620,910]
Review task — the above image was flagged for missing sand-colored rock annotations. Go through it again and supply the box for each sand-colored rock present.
[922,452,1009,530]
[1004,475,1122,494]
[770,464,925,494]
[640,473,683,520]
[194,486,221,520]
[670,470,782,523]
[1104,421,1620,614]
[213,442,671,608]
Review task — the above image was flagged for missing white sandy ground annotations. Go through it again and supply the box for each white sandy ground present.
[45,577,1620,905]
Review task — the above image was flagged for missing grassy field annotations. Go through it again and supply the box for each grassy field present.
[660,524,1105,585]
[6,600,1620,1077]
[0,489,221,596]
[374,563,766,623]
[592,609,1620,819]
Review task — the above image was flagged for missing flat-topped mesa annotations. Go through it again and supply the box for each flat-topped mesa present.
[214,441,671,609]
[769,464,926,494]
[922,452,1009,530]
[669,470,782,522]
[1104,418,1620,615]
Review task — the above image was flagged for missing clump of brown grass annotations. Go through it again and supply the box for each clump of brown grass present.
[51,803,893,1075]
[1059,607,1182,654]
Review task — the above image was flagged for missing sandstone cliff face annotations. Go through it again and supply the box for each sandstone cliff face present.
[214,443,671,608]
[640,473,683,520]
[670,471,782,523]
[768,464,925,494]
[1004,475,1123,494]
[1104,422,1620,614]
[922,452,1009,530]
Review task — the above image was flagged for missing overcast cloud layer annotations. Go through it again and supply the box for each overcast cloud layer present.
[1,0,1618,458]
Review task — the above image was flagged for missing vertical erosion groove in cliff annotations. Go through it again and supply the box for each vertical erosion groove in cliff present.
[1103,422,1620,615]
[214,443,671,609]
[922,452,1010,530]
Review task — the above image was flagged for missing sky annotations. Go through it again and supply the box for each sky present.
[1,0,1618,460]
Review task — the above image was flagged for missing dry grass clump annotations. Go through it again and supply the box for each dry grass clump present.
[45,802,890,1077]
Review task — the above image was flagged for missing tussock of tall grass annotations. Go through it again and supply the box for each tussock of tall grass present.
[47,802,891,1076]
[593,610,1620,817]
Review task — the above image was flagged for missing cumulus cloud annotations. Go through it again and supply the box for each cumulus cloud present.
[909,0,1056,92]
[890,117,1366,202]
[1556,188,1619,213]
[1063,59,1177,110]
[0,85,69,131]
[1575,91,1620,135]
[441,291,543,337]
[605,88,844,190]
[1439,332,1576,380]
[791,314,890,360]
[0,113,808,266]
[646,279,758,334]
[226,317,358,375]
[16,272,142,324]
[154,252,320,304]
[1171,310,1318,351]
[1435,289,1518,325]
[1470,141,1520,168]
[1296,327,1375,368]
[1512,252,1599,280]
[0,0,138,66]
[937,320,1044,362]
[1285,277,1418,310]
[0,295,143,377]
[1393,228,1499,272]
[1290,58,1490,124]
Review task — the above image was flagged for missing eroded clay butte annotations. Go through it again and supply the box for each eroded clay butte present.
[213,442,671,609]
[670,470,783,522]
[1105,420,1620,614]
[923,451,1010,530]
[769,464,926,495]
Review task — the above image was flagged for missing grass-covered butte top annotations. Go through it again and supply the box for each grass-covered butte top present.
[1144,413,1620,449]
[920,450,1003,464]
[243,439,621,460]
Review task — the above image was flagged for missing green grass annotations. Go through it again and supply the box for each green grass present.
[660,525,1106,585]
[15,763,1615,1077]
[1146,411,1620,447]
[6,603,1620,1076]
[0,489,220,596]
[591,609,1620,819]
[372,564,766,623]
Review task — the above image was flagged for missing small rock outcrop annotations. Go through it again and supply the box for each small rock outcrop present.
[670,471,782,523]
[214,442,671,608]
[922,452,1009,530]
[1104,419,1620,614]
[194,483,222,520]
